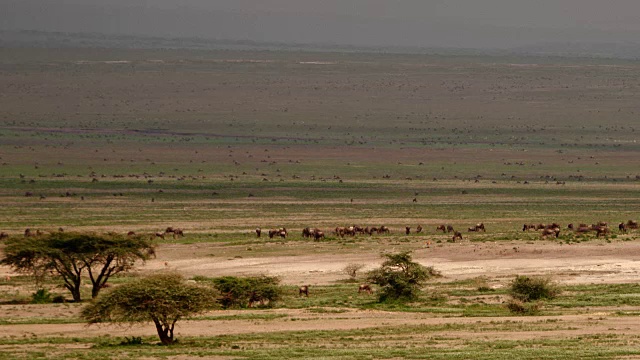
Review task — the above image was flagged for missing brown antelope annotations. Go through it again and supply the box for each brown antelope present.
[299,285,309,297]
[358,284,373,294]
[405,227,411,235]
[256,228,262,238]
[452,231,463,242]
[416,225,423,233]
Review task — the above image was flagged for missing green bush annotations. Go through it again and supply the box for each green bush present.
[212,275,282,309]
[31,289,52,304]
[509,275,559,302]
[506,298,541,315]
[367,251,440,302]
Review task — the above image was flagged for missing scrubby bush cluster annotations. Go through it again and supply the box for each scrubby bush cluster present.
[509,275,559,302]
[367,251,440,302]
[506,275,560,315]
[212,275,282,309]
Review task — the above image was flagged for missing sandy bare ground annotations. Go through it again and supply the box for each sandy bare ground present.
[0,307,638,341]
[141,240,640,285]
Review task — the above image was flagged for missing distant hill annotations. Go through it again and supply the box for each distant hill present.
[2,30,640,60]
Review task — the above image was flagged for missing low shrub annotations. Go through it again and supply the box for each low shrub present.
[509,275,559,302]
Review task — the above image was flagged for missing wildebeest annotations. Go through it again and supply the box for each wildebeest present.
[268,229,278,238]
[0,232,8,240]
[256,227,261,238]
[619,223,627,233]
[24,228,32,237]
[416,225,423,233]
[172,229,184,238]
[358,284,372,294]
[627,220,639,230]
[367,226,378,235]
[452,231,463,242]
[405,227,411,235]
[541,227,560,239]
[299,285,309,297]
[155,232,165,239]
[575,226,591,234]
[378,226,390,234]
[353,225,365,235]
[595,226,610,237]
[523,224,536,231]
[127,231,136,237]
[436,225,447,233]
[475,223,486,232]
[314,231,325,241]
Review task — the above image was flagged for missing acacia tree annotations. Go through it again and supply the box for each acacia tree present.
[82,273,218,345]
[1,232,155,301]
[366,251,439,302]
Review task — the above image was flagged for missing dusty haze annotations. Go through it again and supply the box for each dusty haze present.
[2,0,640,48]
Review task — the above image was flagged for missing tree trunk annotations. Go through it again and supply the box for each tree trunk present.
[71,286,82,302]
[153,319,174,345]
[91,284,101,299]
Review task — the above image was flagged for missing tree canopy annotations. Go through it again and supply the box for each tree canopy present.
[366,251,439,302]
[82,272,218,345]
[1,232,155,301]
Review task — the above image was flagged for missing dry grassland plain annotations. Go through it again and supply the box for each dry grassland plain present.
[1,46,640,359]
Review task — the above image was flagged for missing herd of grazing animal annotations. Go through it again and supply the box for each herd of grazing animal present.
[522,220,639,239]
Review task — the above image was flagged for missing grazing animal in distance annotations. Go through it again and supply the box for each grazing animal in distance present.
[24,228,32,237]
[155,232,165,239]
[619,223,627,233]
[436,225,447,233]
[523,224,536,231]
[447,225,454,233]
[268,229,278,238]
[405,227,411,235]
[378,226,390,234]
[627,220,638,230]
[575,226,591,234]
[416,225,423,233]
[0,232,8,240]
[314,231,325,241]
[127,231,136,237]
[452,231,463,242]
[256,228,261,238]
[595,226,610,237]
[475,223,486,232]
[358,284,372,294]
[541,227,560,239]
[172,229,184,238]
[299,285,309,297]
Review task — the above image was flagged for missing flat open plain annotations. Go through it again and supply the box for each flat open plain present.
[1,46,640,359]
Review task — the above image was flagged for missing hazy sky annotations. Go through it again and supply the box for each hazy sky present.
[3,0,640,48]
